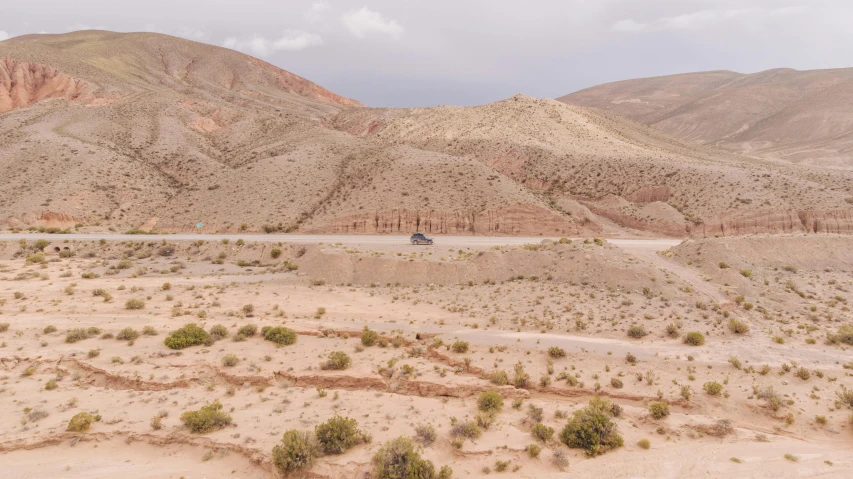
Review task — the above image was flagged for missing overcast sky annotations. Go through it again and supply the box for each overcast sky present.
[2,0,852,107]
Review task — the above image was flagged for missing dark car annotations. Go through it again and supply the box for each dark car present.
[410,232,433,245]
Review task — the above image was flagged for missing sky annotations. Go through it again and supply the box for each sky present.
[2,0,852,107]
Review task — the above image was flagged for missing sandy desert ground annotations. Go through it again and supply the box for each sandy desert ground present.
[0,233,851,478]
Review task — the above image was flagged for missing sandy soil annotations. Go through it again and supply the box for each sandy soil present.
[0,235,851,478]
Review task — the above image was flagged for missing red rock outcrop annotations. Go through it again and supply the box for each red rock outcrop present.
[699,209,853,237]
[0,58,89,113]
[305,205,585,236]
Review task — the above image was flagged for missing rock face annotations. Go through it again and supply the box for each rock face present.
[305,206,586,236]
[699,209,853,237]
[0,58,89,112]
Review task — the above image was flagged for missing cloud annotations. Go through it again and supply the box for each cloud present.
[305,3,332,25]
[613,6,806,33]
[341,7,403,38]
[0,30,10,41]
[222,30,323,57]
[177,27,206,40]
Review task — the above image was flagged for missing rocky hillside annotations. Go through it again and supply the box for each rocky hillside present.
[1,31,852,237]
[559,68,853,168]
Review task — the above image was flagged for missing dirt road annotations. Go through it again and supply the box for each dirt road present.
[0,233,682,252]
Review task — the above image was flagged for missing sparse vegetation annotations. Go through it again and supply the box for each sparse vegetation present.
[180,400,232,433]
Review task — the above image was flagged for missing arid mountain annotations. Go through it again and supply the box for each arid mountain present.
[1,31,852,237]
[559,68,853,168]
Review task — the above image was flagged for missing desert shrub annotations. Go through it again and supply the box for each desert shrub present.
[531,422,554,442]
[315,415,367,454]
[526,404,544,422]
[438,465,452,479]
[270,248,282,259]
[371,437,435,479]
[637,438,651,449]
[263,326,297,346]
[552,449,570,471]
[627,324,647,338]
[164,323,211,349]
[67,412,99,432]
[837,386,853,407]
[728,357,742,369]
[45,379,58,390]
[683,332,705,346]
[450,420,482,439]
[795,367,811,380]
[665,323,679,338]
[451,340,469,353]
[826,325,853,346]
[321,351,352,370]
[272,430,319,476]
[361,327,379,346]
[125,298,145,310]
[0,322,9,332]
[610,378,623,389]
[703,381,723,396]
[180,400,232,433]
[648,402,669,419]
[415,423,437,446]
[142,326,157,336]
[477,391,504,412]
[209,324,228,338]
[222,354,239,367]
[88,349,100,358]
[728,318,749,335]
[560,397,624,456]
[718,262,730,269]
[525,443,541,458]
[548,346,566,358]
[65,328,93,343]
[242,304,254,315]
[43,325,57,334]
[237,324,257,337]
[740,269,752,278]
[116,327,140,341]
[488,369,508,386]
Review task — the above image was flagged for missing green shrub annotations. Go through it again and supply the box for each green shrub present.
[45,379,58,390]
[648,402,669,419]
[180,400,232,433]
[263,326,297,346]
[531,422,554,442]
[315,415,367,454]
[43,325,57,334]
[164,323,211,349]
[321,351,352,370]
[477,391,504,412]
[728,318,749,335]
[703,381,723,396]
[116,327,140,341]
[222,354,239,367]
[718,262,730,269]
[237,324,257,337]
[65,328,93,343]
[826,325,853,346]
[488,370,508,386]
[451,340,469,353]
[272,430,319,476]
[438,465,452,479]
[209,324,228,338]
[142,326,157,336]
[627,324,647,338]
[67,412,99,432]
[525,443,541,457]
[371,437,435,479]
[637,438,651,449]
[125,298,145,310]
[271,248,282,259]
[361,327,379,346]
[740,269,752,278]
[560,397,624,456]
[683,332,705,346]
[548,346,566,358]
